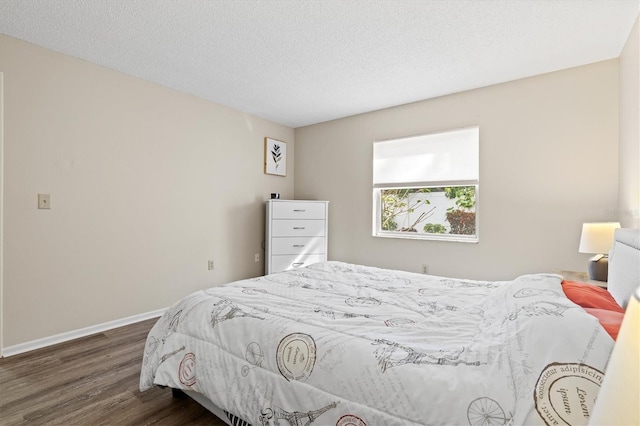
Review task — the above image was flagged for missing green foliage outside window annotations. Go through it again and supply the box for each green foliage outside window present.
[444,186,476,235]
[381,188,435,232]
[423,223,447,234]
[381,186,476,236]
[444,186,476,211]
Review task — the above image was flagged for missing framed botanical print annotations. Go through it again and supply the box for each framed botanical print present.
[264,137,287,176]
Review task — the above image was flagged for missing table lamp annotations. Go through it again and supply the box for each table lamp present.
[578,222,620,281]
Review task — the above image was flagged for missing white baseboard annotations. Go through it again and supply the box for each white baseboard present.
[1,308,167,357]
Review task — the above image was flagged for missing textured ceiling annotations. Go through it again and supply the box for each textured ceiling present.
[1,0,639,128]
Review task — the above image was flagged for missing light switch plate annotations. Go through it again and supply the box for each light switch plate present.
[38,194,51,209]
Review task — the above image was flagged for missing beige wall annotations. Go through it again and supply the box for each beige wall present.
[295,61,619,280]
[619,14,640,229]
[0,35,294,348]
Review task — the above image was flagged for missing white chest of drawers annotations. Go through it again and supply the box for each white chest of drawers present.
[265,200,329,274]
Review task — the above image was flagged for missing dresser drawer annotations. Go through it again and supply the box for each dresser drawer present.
[270,254,326,273]
[271,202,326,219]
[271,220,326,237]
[271,237,326,255]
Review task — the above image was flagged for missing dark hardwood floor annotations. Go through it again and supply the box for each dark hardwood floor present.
[0,318,226,425]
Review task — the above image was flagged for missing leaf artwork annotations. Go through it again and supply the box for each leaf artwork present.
[271,144,282,170]
[264,138,286,176]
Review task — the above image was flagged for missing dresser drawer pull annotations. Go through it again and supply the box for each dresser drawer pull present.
[293,209,306,212]
[292,227,306,230]
[292,262,305,267]
[292,244,306,248]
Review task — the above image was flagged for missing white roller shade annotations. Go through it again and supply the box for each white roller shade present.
[373,127,479,186]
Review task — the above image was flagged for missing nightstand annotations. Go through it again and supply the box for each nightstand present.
[556,270,608,289]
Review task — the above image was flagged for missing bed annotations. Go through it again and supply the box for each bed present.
[140,229,638,426]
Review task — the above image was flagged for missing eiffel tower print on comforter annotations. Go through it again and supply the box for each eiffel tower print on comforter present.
[139,261,614,426]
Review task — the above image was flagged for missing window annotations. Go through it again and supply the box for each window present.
[372,127,479,242]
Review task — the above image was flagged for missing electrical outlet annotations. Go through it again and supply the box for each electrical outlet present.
[38,194,51,209]
[421,264,429,274]
[254,253,260,262]
[208,260,215,270]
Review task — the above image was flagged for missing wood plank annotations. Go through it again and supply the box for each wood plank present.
[0,319,225,425]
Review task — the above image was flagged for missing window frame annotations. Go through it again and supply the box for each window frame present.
[372,127,479,243]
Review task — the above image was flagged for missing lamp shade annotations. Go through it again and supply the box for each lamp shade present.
[589,286,640,424]
[578,222,621,254]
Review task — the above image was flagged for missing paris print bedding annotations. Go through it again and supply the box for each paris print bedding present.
[139,261,614,425]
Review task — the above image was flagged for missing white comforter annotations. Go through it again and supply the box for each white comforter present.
[140,262,614,426]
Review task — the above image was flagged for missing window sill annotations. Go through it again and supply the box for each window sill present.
[373,232,478,243]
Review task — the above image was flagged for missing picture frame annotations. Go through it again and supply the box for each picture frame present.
[264,137,287,176]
